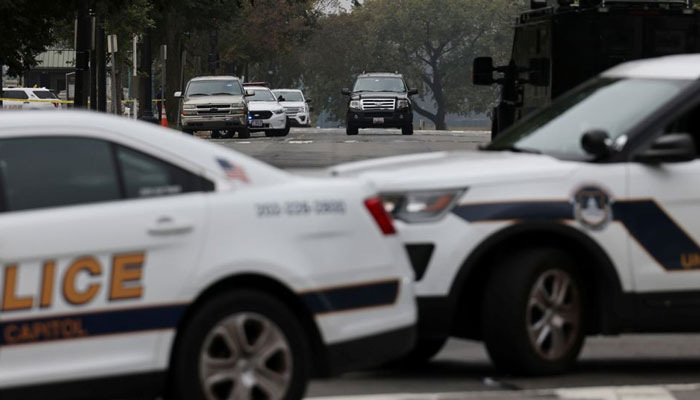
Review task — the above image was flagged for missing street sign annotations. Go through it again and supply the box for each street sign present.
[108,34,118,53]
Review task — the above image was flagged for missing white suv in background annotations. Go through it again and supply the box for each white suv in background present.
[245,86,290,137]
[273,89,312,127]
[1,88,61,110]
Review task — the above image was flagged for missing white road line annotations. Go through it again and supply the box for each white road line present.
[288,140,314,144]
[306,383,700,400]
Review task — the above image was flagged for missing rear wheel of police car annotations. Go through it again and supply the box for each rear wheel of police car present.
[171,290,310,400]
[401,124,413,136]
[211,130,222,139]
[482,247,585,375]
[346,125,358,136]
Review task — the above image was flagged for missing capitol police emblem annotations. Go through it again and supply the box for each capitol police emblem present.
[573,186,613,231]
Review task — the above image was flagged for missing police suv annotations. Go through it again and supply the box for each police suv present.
[331,54,700,375]
[0,111,416,399]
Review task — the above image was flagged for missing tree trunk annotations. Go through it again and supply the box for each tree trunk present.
[165,9,182,127]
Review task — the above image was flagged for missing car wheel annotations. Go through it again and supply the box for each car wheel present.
[402,125,414,135]
[265,131,275,138]
[170,290,310,400]
[275,127,290,137]
[210,130,222,139]
[238,128,251,139]
[220,130,234,139]
[346,125,358,136]
[391,337,447,365]
[482,247,584,376]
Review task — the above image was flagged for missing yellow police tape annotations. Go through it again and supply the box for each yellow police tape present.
[0,98,166,105]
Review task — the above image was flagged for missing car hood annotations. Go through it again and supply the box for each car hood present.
[328,150,577,192]
[248,101,283,112]
[280,101,306,108]
[184,95,245,105]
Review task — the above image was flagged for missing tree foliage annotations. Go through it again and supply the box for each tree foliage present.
[302,0,519,129]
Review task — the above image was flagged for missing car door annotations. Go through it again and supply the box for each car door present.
[0,135,210,388]
[626,99,700,331]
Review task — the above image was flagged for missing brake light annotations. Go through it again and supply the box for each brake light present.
[364,197,396,235]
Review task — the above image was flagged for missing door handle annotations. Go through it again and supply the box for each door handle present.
[147,217,194,236]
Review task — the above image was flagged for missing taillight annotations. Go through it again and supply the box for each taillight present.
[364,197,396,235]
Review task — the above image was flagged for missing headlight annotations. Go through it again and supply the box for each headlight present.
[183,104,196,110]
[382,189,465,223]
[230,102,245,108]
[273,108,285,114]
[349,100,361,110]
[397,99,410,109]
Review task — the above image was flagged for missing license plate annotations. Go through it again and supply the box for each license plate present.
[373,117,384,124]
[251,120,263,127]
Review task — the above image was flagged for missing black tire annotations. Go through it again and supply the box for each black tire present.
[170,290,310,400]
[265,131,275,138]
[210,130,222,139]
[275,127,290,137]
[346,125,358,136]
[391,337,447,365]
[402,124,414,136]
[482,247,585,376]
[220,130,234,139]
[238,128,251,139]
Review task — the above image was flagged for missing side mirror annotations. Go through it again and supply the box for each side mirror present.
[408,88,419,96]
[473,57,495,85]
[634,133,697,164]
[341,88,351,96]
[245,90,255,97]
[174,91,182,98]
[309,106,314,112]
[581,129,612,158]
[306,98,312,103]
[528,58,550,87]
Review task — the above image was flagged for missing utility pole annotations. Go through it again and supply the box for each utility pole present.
[138,30,157,124]
[74,0,91,108]
[108,34,119,114]
[89,14,97,111]
[96,18,107,112]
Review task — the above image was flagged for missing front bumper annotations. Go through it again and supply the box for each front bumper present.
[287,113,311,127]
[347,109,413,128]
[323,324,415,376]
[181,114,247,131]
[248,112,287,131]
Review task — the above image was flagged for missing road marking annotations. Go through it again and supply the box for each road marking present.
[343,140,359,143]
[306,383,700,400]
[236,141,252,144]
[288,140,314,144]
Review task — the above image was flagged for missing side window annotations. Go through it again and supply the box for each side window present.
[116,145,209,198]
[3,90,29,100]
[0,138,121,212]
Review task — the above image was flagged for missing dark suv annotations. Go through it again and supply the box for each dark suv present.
[342,73,418,136]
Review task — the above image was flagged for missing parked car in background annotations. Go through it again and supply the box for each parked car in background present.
[1,87,60,110]
[246,86,290,137]
[273,89,312,127]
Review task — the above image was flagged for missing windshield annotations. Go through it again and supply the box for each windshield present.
[185,80,243,97]
[248,89,276,102]
[273,91,304,102]
[353,77,406,93]
[488,77,693,158]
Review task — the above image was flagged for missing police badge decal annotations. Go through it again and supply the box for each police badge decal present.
[572,186,613,231]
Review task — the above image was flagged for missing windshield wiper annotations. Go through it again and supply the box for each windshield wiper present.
[188,93,209,96]
[211,92,237,96]
[485,145,542,154]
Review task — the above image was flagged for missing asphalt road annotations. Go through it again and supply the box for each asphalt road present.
[207,127,700,399]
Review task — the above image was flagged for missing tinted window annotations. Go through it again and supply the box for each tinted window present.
[116,145,207,198]
[353,77,406,93]
[3,90,29,100]
[0,138,120,212]
[248,89,276,102]
[273,91,304,102]
[32,90,58,99]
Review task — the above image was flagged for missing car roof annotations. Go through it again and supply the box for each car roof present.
[603,54,700,80]
[247,86,272,91]
[189,75,240,81]
[2,87,49,91]
[273,89,302,92]
[357,73,404,78]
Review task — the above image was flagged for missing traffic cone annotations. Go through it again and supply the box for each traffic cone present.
[160,101,169,128]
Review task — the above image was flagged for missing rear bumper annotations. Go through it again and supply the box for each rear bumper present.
[182,114,247,131]
[347,109,413,128]
[323,324,416,376]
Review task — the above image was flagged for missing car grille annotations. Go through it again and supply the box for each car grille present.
[361,98,395,111]
[195,104,242,116]
[249,111,273,120]
[284,107,303,115]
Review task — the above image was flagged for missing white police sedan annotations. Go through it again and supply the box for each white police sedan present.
[331,54,700,375]
[0,111,416,400]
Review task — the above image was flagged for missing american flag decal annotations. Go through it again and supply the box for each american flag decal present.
[216,158,249,183]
